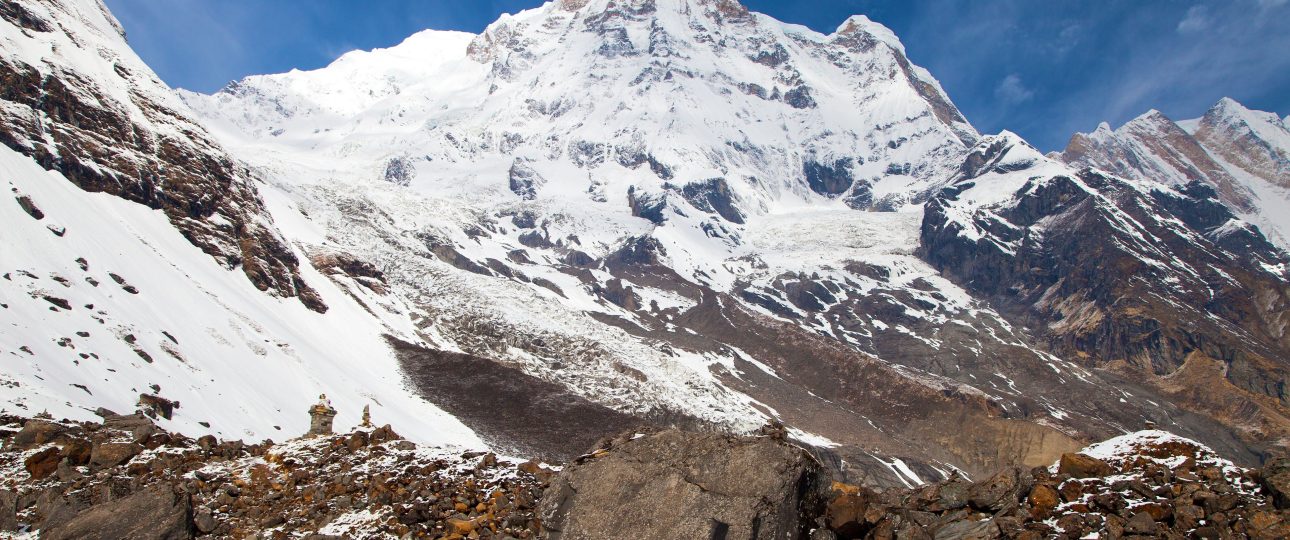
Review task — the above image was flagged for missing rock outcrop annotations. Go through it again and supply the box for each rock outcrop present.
[539,429,830,540]
[41,484,193,540]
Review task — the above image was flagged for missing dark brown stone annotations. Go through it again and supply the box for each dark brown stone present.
[1057,453,1113,479]
[42,484,192,540]
[0,489,16,531]
[90,441,142,469]
[24,447,61,480]
[538,429,829,540]
[1025,484,1058,520]
[1261,456,1290,510]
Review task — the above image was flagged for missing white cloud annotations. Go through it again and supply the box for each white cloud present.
[994,74,1035,104]
[1177,5,1210,33]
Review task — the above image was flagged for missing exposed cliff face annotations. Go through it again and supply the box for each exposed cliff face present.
[923,134,1290,455]
[0,0,323,310]
[1194,98,1290,190]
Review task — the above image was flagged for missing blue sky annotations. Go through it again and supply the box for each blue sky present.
[103,0,1289,151]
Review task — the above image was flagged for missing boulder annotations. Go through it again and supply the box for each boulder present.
[538,429,829,540]
[1057,453,1113,479]
[1026,484,1059,519]
[1261,456,1290,510]
[24,447,61,480]
[14,420,69,448]
[1122,511,1158,535]
[968,468,1025,512]
[61,438,92,465]
[0,489,17,531]
[90,442,142,469]
[825,483,882,538]
[42,484,192,540]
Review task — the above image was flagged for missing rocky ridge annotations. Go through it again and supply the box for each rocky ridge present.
[6,411,1289,539]
[1,412,551,539]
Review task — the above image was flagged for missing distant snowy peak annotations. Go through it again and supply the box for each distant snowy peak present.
[1193,97,1290,189]
[184,0,978,218]
[1060,97,1290,250]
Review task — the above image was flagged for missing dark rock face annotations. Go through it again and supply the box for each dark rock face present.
[803,158,854,196]
[42,485,192,540]
[1265,456,1290,510]
[679,177,745,224]
[920,143,1290,456]
[509,158,545,200]
[383,156,415,186]
[538,429,830,540]
[0,2,324,312]
[0,489,16,532]
[627,186,668,225]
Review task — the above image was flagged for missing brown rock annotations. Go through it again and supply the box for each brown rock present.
[1123,511,1157,535]
[826,484,881,538]
[1261,455,1290,510]
[0,489,17,531]
[24,447,61,480]
[1135,502,1170,522]
[1057,453,1113,479]
[14,420,69,448]
[42,484,192,540]
[538,429,829,540]
[1057,479,1083,503]
[1174,504,1204,530]
[61,438,92,465]
[968,468,1022,512]
[1025,484,1059,520]
[90,442,143,469]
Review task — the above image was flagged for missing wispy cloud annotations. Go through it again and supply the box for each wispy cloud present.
[1176,5,1210,33]
[995,74,1035,104]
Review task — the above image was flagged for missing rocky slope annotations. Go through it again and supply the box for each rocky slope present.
[923,133,1290,461]
[6,412,1287,539]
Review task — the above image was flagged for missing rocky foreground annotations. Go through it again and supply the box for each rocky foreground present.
[2,413,1289,539]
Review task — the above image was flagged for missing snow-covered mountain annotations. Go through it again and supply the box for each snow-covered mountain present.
[0,0,479,446]
[3,0,1288,490]
[1062,98,1290,249]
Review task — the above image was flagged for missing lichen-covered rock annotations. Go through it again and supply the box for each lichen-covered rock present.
[539,429,830,540]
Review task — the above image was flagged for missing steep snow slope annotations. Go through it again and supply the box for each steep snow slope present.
[1062,98,1290,250]
[0,0,323,309]
[0,144,481,446]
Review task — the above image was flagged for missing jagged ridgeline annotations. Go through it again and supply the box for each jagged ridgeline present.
[1,0,1289,532]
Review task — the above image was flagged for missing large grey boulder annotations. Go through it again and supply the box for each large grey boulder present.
[42,485,192,540]
[539,429,829,540]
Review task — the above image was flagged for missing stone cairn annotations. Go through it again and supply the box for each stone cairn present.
[306,394,337,437]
